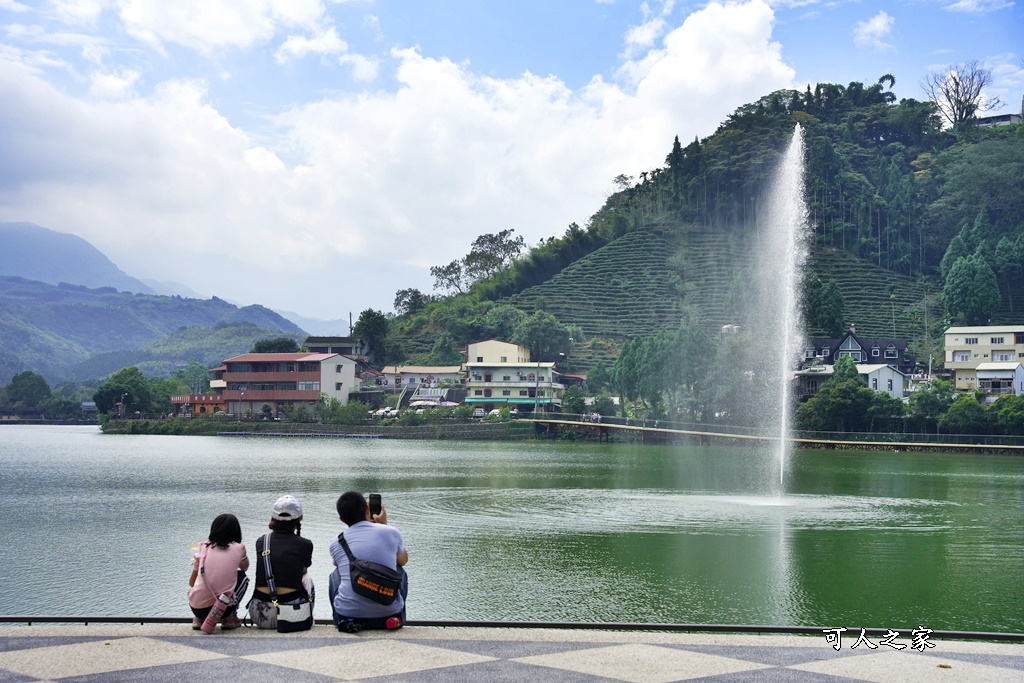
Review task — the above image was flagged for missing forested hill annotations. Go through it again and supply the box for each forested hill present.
[0,277,305,383]
[387,76,1023,371]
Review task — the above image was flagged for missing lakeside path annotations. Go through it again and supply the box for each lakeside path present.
[0,624,1021,682]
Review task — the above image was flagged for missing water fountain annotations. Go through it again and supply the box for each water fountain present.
[751,124,810,492]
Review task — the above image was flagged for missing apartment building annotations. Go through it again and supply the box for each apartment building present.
[212,352,357,416]
[463,339,564,412]
[944,325,1024,390]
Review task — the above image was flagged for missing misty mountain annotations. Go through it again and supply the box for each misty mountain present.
[0,276,305,383]
[0,222,155,294]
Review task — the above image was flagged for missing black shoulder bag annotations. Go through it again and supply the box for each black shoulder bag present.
[338,533,401,606]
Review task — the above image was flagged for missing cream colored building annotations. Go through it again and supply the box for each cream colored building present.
[944,325,1024,389]
[463,340,564,411]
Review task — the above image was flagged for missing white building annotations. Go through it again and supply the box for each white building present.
[975,362,1024,404]
[463,339,564,411]
[795,363,906,400]
[944,325,1024,390]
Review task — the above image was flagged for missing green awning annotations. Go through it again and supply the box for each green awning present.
[463,397,555,404]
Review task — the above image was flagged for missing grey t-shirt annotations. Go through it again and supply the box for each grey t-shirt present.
[330,521,405,617]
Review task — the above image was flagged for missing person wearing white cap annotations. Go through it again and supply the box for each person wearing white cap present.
[247,494,314,629]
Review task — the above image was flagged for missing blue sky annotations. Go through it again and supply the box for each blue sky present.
[0,0,1021,323]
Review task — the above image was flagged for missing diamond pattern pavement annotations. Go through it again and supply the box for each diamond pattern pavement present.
[0,625,1019,682]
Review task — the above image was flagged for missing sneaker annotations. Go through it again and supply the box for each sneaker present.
[337,620,363,634]
[221,615,241,630]
[385,616,402,630]
[191,617,202,630]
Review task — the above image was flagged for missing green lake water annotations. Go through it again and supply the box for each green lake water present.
[1,425,1021,632]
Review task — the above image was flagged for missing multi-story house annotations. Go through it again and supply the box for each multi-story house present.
[212,352,357,417]
[945,325,1024,391]
[804,324,915,375]
[463,340,564,412]
[795,364,907,400]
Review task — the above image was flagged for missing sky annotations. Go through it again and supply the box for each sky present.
[0,0,1021,325]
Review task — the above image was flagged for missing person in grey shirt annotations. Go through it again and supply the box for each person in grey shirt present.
[328,491,409,630]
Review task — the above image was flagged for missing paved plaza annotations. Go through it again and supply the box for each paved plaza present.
[0,623,1020,682]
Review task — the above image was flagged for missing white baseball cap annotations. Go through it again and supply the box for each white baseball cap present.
[272,494,303,520]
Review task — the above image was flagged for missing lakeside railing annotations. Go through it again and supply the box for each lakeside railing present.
[528,412,1024,449]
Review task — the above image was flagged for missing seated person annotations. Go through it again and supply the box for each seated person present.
[188,513,249,630]
[329,491,408,630]
[249,494,314,628]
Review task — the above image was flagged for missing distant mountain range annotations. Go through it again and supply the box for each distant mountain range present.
[0,222,364,383]
[0,222,156,294]
[0,276,306,384]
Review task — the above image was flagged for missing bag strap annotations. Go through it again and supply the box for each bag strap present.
[337,533,358,562]
[261,533,279,605]
[197,542,221,603]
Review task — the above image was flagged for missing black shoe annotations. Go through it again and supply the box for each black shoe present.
[337,620,363,634]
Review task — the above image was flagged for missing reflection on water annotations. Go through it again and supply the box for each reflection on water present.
[1,426,1022,632]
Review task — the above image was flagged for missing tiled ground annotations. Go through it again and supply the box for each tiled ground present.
[0,625,1020,682]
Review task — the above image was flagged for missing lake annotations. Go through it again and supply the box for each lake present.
[1,425,1021,632]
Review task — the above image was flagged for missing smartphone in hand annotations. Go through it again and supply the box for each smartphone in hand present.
[369,493,382,518]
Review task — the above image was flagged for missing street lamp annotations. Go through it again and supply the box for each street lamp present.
[119,393,127,419]
[238,391,245,421]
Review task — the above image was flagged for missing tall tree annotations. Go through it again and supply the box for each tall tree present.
[943,254,999,324]
[353,309,390,363]
[394,288,430,316]
[462,229,526,282]
[251,337,299,353]
[6,371,50,408]
[921,60,1001,128]
[512,310,573,362]
[430,260,467,294]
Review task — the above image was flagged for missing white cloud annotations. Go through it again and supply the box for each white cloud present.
[275,26,347,63]
[943,0,1014,12]
[49,0,105,25]
[88,66,139,98]
[339,52,378,81]
[853,10,894,50]
[0,0,796,317]
[621,0,675,58]
[114,0,328,54]
[0,0,31,13]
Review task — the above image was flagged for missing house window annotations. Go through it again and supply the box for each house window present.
[884,346,898,359]
[993,351,1014,361]
[502,390,511,396]
[503,375,511,381]
[953,351,970,362]
[278,382,296,390]
[804,347,814,359]
[991,337,1004,344]
[336,365,342,373]
[872,378,877,389]
[519,390,528,396]
[297,381,320,391]
[538,390,545,396]
[871,348,878,357]
[965,338,978,345]
[838,351,861,361]
[500,356,507,362]
[887,379,893,391]
[476,357,483,362]
[819,347,830,356]
[474,390,483,396]
[1016,333,1024,344]
[335,382,342,391]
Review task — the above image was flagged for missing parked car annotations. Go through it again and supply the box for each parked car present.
[472,408,486,418]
